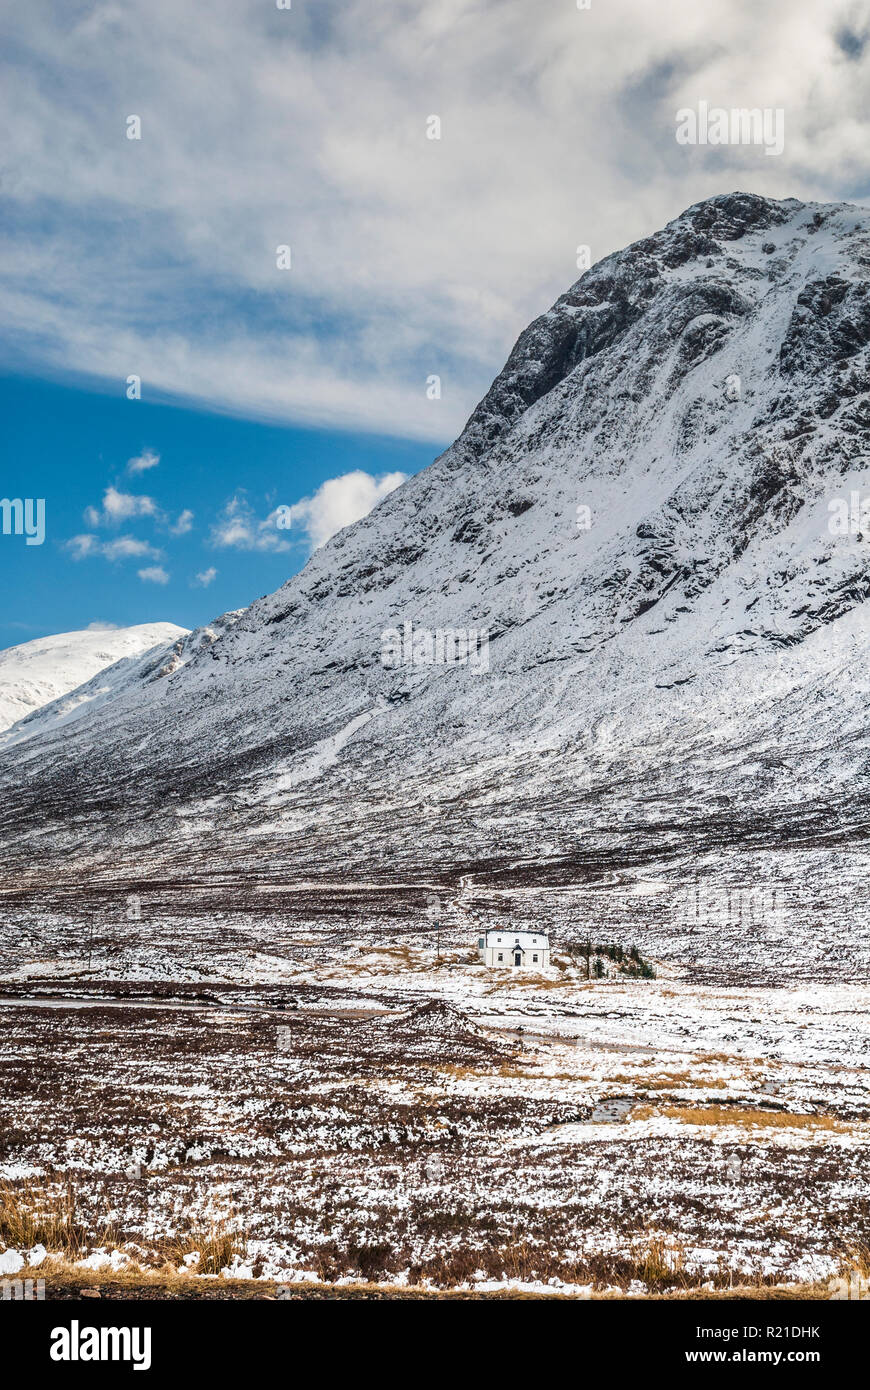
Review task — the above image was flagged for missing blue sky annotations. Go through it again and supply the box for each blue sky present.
[0,374,442,646]
[2,1,868,649]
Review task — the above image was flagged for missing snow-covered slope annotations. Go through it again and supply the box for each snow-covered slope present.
[4,193,870,916]
[0,624,188,734]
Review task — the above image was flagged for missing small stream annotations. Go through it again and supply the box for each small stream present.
[502,1026,660,1056]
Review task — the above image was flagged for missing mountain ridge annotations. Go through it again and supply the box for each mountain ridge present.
[4,191,870,929]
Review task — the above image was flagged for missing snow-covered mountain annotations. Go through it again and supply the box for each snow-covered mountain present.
[0,623,188,734]
[4,192,870,926]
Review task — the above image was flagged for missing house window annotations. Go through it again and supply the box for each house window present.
[477,938,484,949]
[497,953,503,962]
[532,953,539,963]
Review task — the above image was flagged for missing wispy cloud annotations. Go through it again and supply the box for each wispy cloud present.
[3,2,865,439]
[66,534,163,562]
[137,565,169,584]
[127,449,160,475]
[81,488,193,545]
[66,535,99,560]
[101,536,162,562]
[193,566,217,587]
[210,494,292,553]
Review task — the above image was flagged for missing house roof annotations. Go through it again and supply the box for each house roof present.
[482,928,549,942]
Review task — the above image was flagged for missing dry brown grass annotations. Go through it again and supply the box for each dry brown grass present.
[631,1104,845,1131]
[637,1233,687,1289]
[168,1219,248,1276]
[611,1072,728,1090]
[0,1180,247,1278]
[0,1178,116,1259]
[845,1242,870,1278]
[434,1060,533,1080]
[35,1266,837,1300]
[538,1072,594,1082]
[378,945,415,967]
[324,943,420,978]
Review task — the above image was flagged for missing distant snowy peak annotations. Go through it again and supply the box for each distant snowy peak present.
[0,623,188,734]
[0,611,245,750]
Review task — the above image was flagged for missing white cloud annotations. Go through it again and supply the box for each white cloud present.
[1,3,868,439]
[210,494,292,553]
[290,470,407,549]
[66,533,163,562]
[86,620,120,631]
[103,537,162,561]
[193,566,218,587]
[84,486,159,527]
[66,534,100,560]
[138,565,170,584]
[209,471,406,555]
[127,449,160,475]
[82,489,194,545]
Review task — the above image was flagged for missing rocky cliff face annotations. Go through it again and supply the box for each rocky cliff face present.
[4,193,870,912]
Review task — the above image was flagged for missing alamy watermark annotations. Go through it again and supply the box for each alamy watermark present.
[1,497,45,545]
[828,1272,870,1300]
[828,492,870,537]
[680,881,786,928]
[50,1323,152,1370]
[381,620,489,674]
[675,102,784,157]
[2,1277,44,1300]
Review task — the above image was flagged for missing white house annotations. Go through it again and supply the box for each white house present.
[477,928,550,969]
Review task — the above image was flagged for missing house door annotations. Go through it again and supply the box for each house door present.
[514,952,522,966]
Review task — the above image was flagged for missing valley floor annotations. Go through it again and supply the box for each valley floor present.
[1,883,868,1299]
